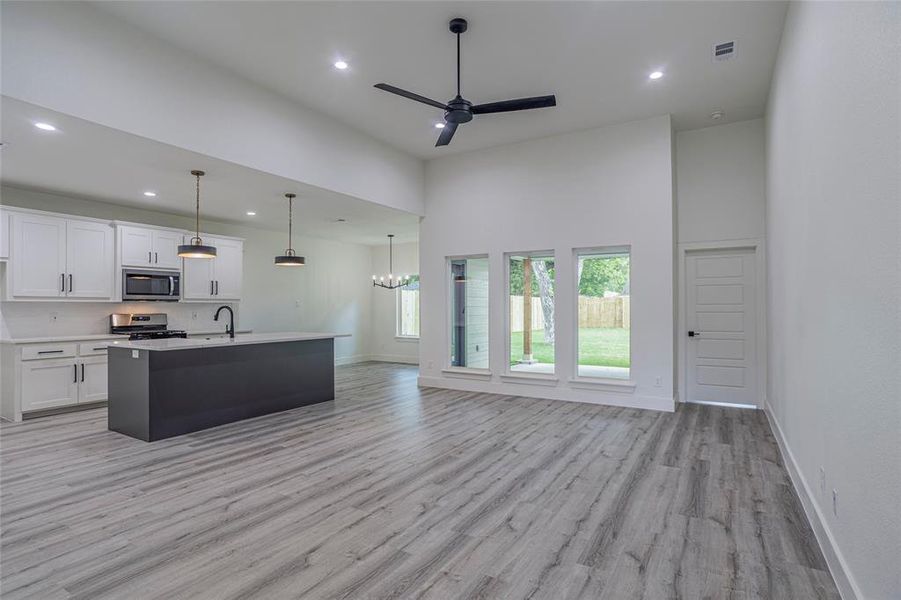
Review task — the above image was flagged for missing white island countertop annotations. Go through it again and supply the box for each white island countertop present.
[107,332,351,352]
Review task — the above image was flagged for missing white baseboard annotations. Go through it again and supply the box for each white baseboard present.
[417,375,674,412]
[334,354,370,366]
[368,354,419,365]
[764,402,861,600]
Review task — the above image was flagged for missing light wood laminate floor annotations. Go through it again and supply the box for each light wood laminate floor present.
[1,363,838,599]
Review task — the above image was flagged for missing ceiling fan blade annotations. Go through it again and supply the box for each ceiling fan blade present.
[435,122,458,147]
[471,95,557,115]
[374,83,448,110]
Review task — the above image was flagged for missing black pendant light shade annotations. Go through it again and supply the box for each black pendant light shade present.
[275,193,305,266]
[177,170,217,259]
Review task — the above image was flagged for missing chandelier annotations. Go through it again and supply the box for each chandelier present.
[372,234,410,290]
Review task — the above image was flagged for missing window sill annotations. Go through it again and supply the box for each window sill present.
[499,372,559,386]
[567,377,637,393]
[394,336,420,342]
[442,367,492,381]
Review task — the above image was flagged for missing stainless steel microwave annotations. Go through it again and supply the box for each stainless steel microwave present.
[122,268,180,301]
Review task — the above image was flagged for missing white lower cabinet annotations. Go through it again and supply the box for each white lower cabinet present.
[79,356,108,403]
[21,358,79,412]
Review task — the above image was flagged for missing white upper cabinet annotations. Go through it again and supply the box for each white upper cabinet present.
[119,225,183,270]
[0,209,10,259]
[11,213,68,298]
[66,220,114,298]
[182,235,243,301]
[10,212,114,300]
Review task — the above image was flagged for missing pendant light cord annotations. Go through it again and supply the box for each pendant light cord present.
[456,33,461,97]
[288,196,293,252]
[194,172,201,241]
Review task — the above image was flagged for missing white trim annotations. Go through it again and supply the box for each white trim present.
[445,254,490,370]
[0,204,114,226]
[418,375,673,412]
[765,402,861,600]
[571,246,632,383]
[499,372,559,386]
[677,238,767,408]
[370,354,419,365]
[393,336,419,342]
[441,367,491,381]
[567,377,636,393]
[504,250,556,377]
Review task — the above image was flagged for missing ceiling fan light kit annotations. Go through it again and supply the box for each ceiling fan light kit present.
[374,17,557,147]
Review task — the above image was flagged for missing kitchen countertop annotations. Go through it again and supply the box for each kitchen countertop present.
[108,332,350,352]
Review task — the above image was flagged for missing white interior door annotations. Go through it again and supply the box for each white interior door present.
[67,220,113,298]
[686,248,758,406]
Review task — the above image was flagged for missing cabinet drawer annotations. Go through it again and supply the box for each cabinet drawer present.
[22,343,77,361]
[78,341,120,356]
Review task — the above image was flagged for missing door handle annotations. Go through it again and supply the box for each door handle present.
[68,274,73,293]
[688,331,700,337]
[81,363,85,382]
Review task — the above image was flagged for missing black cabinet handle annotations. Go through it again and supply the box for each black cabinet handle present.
[211,280,214,295]
[149,251,152,263]
[73,364,78,383]
[215,280,219,295]
[68,274,73,293]
[61,273,65,292]
[688,331,700,337]
[92,347,107,351]
[81,363,85,382]
[38,350,64,355]
[155,252,158,264]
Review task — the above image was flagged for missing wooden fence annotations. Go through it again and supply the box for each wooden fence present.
[510,295,630,331]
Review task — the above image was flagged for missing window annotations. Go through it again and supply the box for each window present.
[396,275,420,338]
[449,257,489,368]
[508,253,555,374]
[576,249,630,379]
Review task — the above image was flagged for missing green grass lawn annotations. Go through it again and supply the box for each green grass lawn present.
[510,328,630,367]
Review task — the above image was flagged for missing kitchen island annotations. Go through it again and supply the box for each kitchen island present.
[107,333,349,441]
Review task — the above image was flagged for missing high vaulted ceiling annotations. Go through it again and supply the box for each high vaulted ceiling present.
[94,1,788,159]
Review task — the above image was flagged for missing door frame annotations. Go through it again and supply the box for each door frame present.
[677,238,767,408]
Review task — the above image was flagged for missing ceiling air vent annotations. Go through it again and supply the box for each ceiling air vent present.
[713,41,736,62]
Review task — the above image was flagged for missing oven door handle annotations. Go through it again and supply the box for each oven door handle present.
[169,276,175,296]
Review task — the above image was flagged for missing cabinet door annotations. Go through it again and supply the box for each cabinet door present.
[152,230,182,270]
[212,238,243,300]
[21,358,78,412]
[78,357,108,403]
[120,226,153,267]
[67,220,114,299]
[0,209,9,259]
[182,243,215,300]
[11,213,67,298]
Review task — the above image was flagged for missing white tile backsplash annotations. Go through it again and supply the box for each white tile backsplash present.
[0,301,238,340]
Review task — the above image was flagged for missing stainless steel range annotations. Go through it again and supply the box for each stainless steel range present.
[110,313,188,340]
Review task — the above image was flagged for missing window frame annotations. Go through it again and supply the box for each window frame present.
[395,276,420,340]
[571,245,633,383]
[444,254,490,373]
[504,250,557,379]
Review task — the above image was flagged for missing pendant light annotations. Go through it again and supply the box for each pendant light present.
[274,193,305,266]
[177,170,217,258]
[373,234,410,289]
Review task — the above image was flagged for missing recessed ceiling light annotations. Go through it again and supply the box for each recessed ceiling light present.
[334,60,348,70]
[335,218,347,223]
[143,191,157,197]
[434,123,446,129]
[34,122,57,131]
[649,71,664,80]
[246,211,257,216]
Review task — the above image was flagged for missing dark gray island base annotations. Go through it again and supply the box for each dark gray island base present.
[108,335,341,441]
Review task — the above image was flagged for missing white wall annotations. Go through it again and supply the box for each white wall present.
[1,186,373,364]
[675,118,766,244]
[368,240,419,364]
[1,1,424,216]
[419,115,674,411]
[765,3,900,599]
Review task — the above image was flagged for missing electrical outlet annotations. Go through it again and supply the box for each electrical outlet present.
[819,467,826,495]
[832,489,838,517]
[49,312,58,324]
